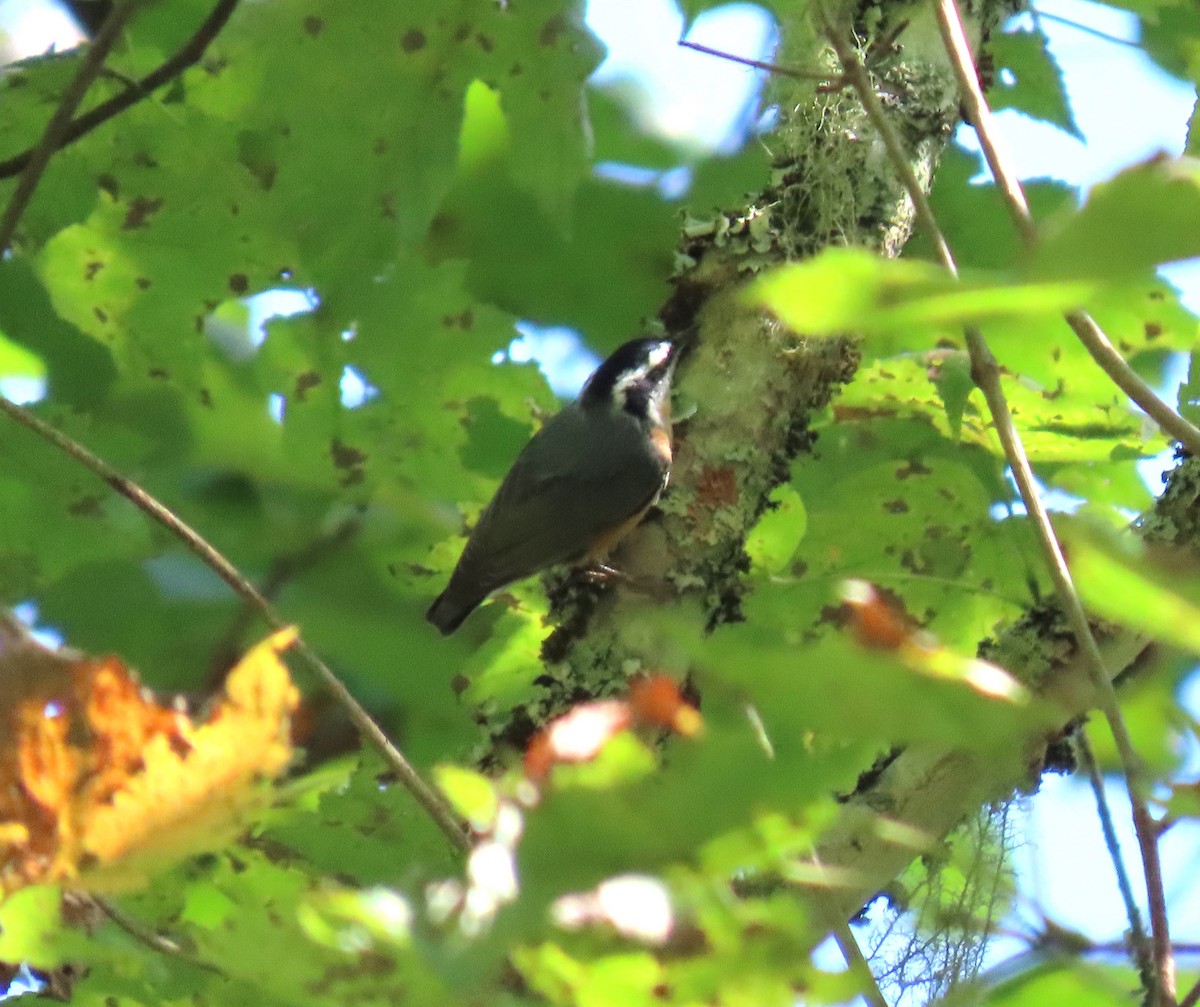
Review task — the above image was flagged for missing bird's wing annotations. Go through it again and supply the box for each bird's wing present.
[453,409,666,594]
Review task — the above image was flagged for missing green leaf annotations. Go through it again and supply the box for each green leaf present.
[745,484,807,573]
[0,887,72,968]
[1180,350,1200,427]
[435,765,500,829]
[931,350,974,438]
[1137,2,1200,82]
[758,440,1040,652]
[907,146,1076,271]
[1065,520,1200,653]
[1027,157,1200,280]
[752,247,1096,346]
[987,29,1082,139]
[986,961,1142,1007]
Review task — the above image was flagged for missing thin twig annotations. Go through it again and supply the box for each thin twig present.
[963,328,1175,999]
[93,897,226,976]
[1064,310,1200,456]
[0,0,140,252]
[834,921,890,1007]
[935,0,1200,459]
[1031,8,1140,49]
[1076,729,1154,985]
[0,396,470,853]
[0,0,240,181]
[931,1,1176,1001]
[678,39,829,80]
[825,7,1175,1002]
[1180,977,1200,1007]
[206,514,362,686]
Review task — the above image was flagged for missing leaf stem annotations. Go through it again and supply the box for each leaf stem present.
[0,0,241,181]
[0,396,470,853]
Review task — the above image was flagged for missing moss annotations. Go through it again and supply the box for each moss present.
[480,0,1007,747]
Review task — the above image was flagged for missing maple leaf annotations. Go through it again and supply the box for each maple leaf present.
[0,626,300,896]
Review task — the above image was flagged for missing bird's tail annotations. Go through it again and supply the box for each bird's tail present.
[425,585,485,636]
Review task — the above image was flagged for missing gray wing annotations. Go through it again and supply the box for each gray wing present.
[448,406,667,596]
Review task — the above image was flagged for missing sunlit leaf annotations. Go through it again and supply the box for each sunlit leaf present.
[0,629,299,896]
[1065,521,1200,652]
[752,247,1096,345]
[1027,157,1200,279]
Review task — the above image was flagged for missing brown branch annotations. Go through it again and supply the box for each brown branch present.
[1032,9,1141,49]
[933,0,1200,461]
[677,39,829,80]
[929,2,1177,1001]
[93,897,226,977]
[0,0,141,252]
[1180,976,1200,1007]
[0,0,240,181]
[823,9,1174,1003]
[206,514,362,687]
[834,921,890,1007]
[0,396,470,853]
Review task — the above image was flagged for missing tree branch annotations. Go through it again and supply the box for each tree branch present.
[1077,728,1154,986]
[934,5,1176,994]
[677,39,828,81]
[0,395,469,853]
[835,921,890,1007]
[934,0,1200,460]
[1179,976,1200,1007]
[0,0,140,253]
[93,896,225,977]
[0,0,240,182]
[822,6,1175,1001]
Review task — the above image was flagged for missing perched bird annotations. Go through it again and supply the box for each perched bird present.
[427,337,678,635]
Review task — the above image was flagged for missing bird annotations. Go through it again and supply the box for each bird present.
[426,337,678,635]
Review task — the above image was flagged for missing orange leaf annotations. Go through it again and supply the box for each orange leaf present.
[0,627,300,897]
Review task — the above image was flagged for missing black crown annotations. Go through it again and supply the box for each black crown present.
[579,338,674,408]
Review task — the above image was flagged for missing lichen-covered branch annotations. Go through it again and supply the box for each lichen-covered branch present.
[493,1,999,746]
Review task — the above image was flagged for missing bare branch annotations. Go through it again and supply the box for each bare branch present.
[931,1,1176,999]
[1077,729,1154,986]
[0,395,470,853]
[677,39,828,81]
[0,0,240,181]
[93,897,226,977]
[1179,976,1200,1007]
[934,0,1200,460]
[0,0,141,253]
[819,9,1174,1001]
[1032,9,1140,49]
[834,921,890,1007]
